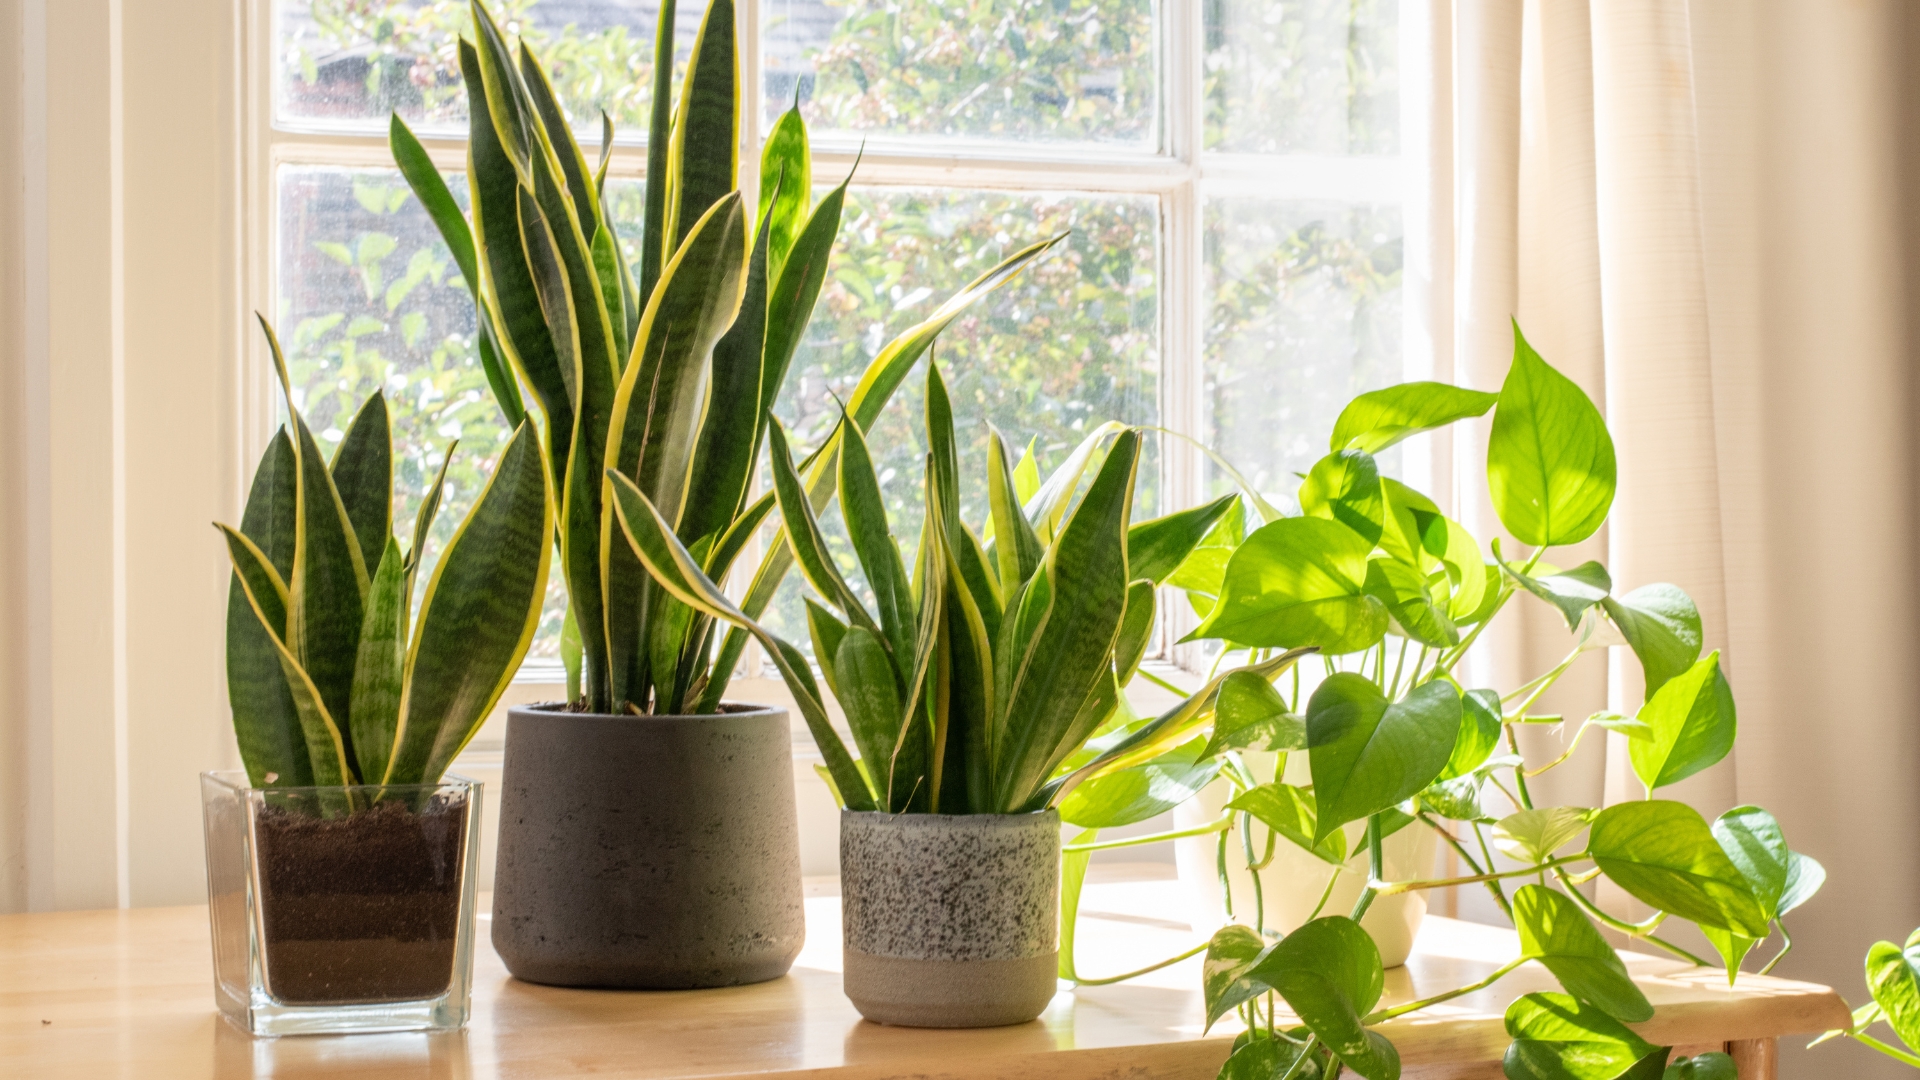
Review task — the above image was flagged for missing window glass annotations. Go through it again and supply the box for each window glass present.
[762,0,1158,147]
[1203,0,1400,155]
[276,165,571,657]
[1203,196,1403,508]
[752,187,1161,648]
[275,0,700,135]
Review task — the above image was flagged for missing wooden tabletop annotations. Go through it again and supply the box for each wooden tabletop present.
[1,865,1849,1080]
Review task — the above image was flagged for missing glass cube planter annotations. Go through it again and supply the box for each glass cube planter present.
[200,771,481,1036]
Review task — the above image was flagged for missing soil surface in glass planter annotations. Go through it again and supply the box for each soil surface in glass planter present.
[255,796,467,1004]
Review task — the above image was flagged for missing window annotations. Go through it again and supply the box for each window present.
[262,0,1408,671]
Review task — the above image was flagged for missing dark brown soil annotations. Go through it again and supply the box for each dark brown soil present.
[254,795,468,1005]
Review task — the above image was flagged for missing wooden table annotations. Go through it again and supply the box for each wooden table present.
[1,865,1848,1079]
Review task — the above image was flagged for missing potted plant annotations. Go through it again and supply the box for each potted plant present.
[204,319,550,1036]
[1049,323,1838,1080]
[392,0,1060,988]
[604,360,1240,1026]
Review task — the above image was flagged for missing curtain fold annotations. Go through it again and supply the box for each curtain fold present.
[1421,4,1920,1075]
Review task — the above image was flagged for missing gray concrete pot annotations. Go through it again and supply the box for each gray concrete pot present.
[840,809,1060,1028]
[491,703,803,989]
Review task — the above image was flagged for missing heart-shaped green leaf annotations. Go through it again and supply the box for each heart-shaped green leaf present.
[1503,992,1666,1080]
[1332,381,1499,454]
[1486,321,1617,548]
[1418,772,1493,822]
[1866,930,1920,1051]
[1629,653,1735,793]
[1699,925,1759,983]
[1299,450,1384,546]
[1514,885,1654,1022]
[1228,783,1348,865]
[1601,585,1701,699]
[1442,688,1504,780]
[1220,1031,1316,1080]
[1206,670,1307,759]
[1362,557,1459,647]
[1779,851,1826,916]
[1127,493,1239,586]
[1190,517,1388,653]
[1249,917,1396,1080]
[1421,513,1487,621]
[1308,675,1461,842]
[1495,807,1594,866]
[1710,805,1789,920]
[1203,923,1273,1030]
[1500,553,1612,631]
[1587,801,1769,938]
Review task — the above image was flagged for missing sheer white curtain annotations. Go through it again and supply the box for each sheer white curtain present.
[1409,3,1920,1075]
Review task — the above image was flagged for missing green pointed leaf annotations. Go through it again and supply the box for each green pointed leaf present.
[406,442,455,597]
[1514,885,1654,1022]
[1418,773,1493,823]
[1442,688,1504,780]
[666,0,738,254]
[226,430,309,787]
[1333,381,1499,454]
[1299,450,1384,546]
[605,467,874,811]
[1362,557,1458,647]
[1206,669,1307,758]
[1495,807,1594,866]
[1629,652,1735,792]
[805,597,850,699]
[993,431,1140,810]
[1190,516,1387,653]
[760,178,843,425]
[1112,581,1155,687]
[1166,496,1244,617]
[1376,478,1440,569]
[1126,493,1237,586]
[329,392,392,577]
[835,627,906,807]
[388,422,551,784]
[1700,925,1759,983]
[1587,801,1769,938]
[1023,421,1128,545]
[389,113,477,291]
[987,425,1046,595]
[1501,553,1612,631]
[840,416,916,660]
[1602,585,1702,700]
[589,224,630,364]
[1586,712,1654,741]
[759,106,811,281]
[516,43,602,234]
[348,538,408,786]
[1867,932,1920,1050]
[925,361,962,538]
[1307,674,1460,842]
[1487,322,1617,548]
[766,419,880,635]
[1711,805,1790,921]
[1202,923,1272,1030]
[1421,513,1487,622]
[1247,917,1396,1080]
[1779,851,1825,916]
[217,524,353,786]
[1059,741,1219,829]
[1220,1031,1315,1080]
[1502,992,1665,1080]
[1058,826,1098,980]
[638,0,676,301]
[1227,782,1347,865]
[682,187,774,548]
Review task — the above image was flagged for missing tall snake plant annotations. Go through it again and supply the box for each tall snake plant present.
[393,0,1058,715]
[221,319,552,792]
[606,362,1240,814]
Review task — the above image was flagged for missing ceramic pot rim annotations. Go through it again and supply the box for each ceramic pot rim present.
[840,808,1060,828]
[507,701,786,723]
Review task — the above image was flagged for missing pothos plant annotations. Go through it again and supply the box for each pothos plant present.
[605,360,1243,814]
[1052,322,1836,1080]
[220,318,552,799]
[393,0,1057,715]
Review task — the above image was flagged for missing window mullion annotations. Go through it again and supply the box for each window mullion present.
[1161,0,1207,665]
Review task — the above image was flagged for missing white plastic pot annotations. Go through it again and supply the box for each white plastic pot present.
[1172,752,1439,968]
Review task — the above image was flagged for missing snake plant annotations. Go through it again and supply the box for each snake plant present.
[393,0,1057,715]
[606,361,1237,814]
[220,319,552,790]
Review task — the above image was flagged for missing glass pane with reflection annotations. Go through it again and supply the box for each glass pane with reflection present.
[1203,195,1403,508]
[762,0,1158,148]
[1203,0,1399,155]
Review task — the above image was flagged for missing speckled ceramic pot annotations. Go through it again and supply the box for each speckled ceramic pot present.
[491,704,804,989]
[840,810,1060,1028]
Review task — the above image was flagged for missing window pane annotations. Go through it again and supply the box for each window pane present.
[1204,196,1402,508]
[276,165,570,658]
[763,0,1158,148]
[728,188,1161,649]
[1204,0,1399,155]
[276,0,699,135]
